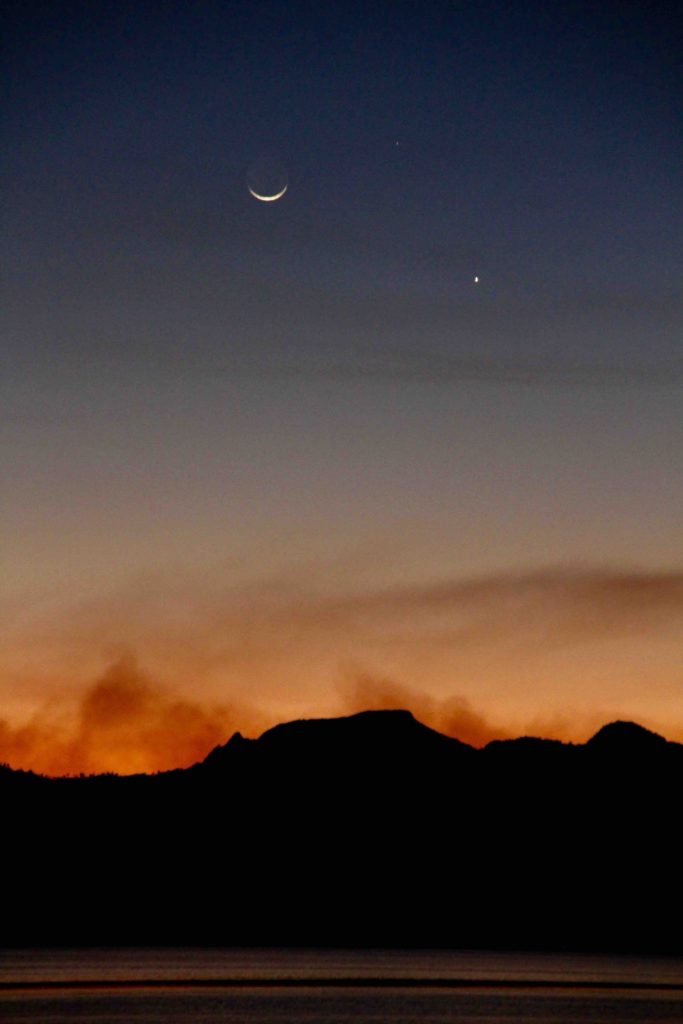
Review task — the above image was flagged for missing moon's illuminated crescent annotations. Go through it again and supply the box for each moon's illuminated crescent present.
[248,183,288,202]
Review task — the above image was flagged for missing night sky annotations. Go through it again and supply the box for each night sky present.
[3,2,682,774]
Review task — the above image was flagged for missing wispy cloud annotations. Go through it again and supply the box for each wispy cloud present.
[216,354,683,387]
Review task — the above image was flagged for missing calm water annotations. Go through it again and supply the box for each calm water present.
[2,948,682,1023]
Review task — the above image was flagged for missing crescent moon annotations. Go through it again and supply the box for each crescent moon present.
[248,183,288,202]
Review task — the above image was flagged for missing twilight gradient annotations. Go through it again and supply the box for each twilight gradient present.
[2,2,681,773]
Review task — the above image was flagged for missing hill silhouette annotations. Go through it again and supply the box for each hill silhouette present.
[3,710,681,952]
[587,719,670,753]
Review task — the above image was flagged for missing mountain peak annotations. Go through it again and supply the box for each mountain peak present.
[251,708,473,765]
[262,708,417,735]
[257,708,425,747]
[198,729,253,769]
[196,709,470,774]
[587,720,668,751]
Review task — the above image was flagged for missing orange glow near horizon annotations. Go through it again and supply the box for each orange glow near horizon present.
[1,674,681,778]
[2,567,682,775]
[1,673,680,777]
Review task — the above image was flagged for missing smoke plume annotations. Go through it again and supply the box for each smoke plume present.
[343,673,511,747]
[0,654,265,776]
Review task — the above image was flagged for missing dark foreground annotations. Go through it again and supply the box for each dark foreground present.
[3,711,682,951]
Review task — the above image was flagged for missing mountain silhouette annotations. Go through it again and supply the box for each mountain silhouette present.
[586,719,670,752]
[3,710,681,952]
[199,709,474,781]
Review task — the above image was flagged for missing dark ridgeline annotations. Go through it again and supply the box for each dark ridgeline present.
[3,710,681,952]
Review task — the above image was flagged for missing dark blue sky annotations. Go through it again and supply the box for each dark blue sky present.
[4,1,681,375]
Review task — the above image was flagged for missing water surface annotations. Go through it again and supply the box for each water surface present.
[2,948,682,1023]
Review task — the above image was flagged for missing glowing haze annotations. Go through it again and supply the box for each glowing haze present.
[2,5,681,774]
[3,568,682,775]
